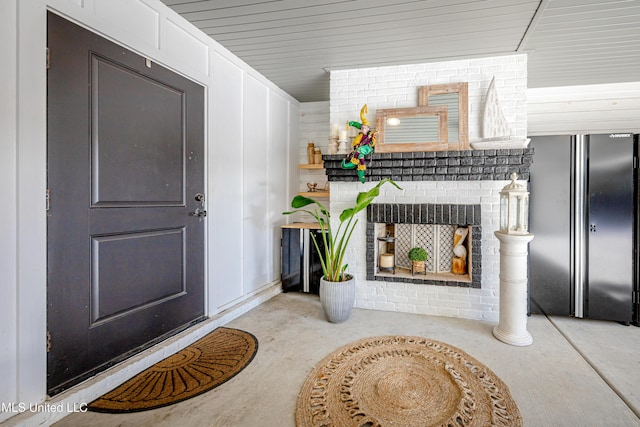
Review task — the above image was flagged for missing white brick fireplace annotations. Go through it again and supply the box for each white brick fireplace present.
[331,179,515,322]
[327,54,528,322]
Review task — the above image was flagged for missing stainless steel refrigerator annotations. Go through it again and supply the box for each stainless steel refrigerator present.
[529,133,639,325]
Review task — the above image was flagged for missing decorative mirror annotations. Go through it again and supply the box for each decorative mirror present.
[418,82,469,150]
[374,106,449,153]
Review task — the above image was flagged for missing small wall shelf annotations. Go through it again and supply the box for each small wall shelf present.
[299,161,328,198]
[298,191,330,198]
[298,163,324,169]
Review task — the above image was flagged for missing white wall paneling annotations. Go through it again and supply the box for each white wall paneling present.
[242,75,270,294]
[164,17,209,76]
[93,0,160,50]
[3,0,298,423]
[0,0,19,410]
[527,82,640,135]
[268,92,290,282]
[16,0,48,410]
[210,52,243,310]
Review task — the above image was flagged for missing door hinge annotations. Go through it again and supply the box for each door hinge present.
[46,47,50,69]
[46,189,51,212]
[634,291,639,304]
[46,331,51,353]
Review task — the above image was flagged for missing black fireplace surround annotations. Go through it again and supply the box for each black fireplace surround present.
[366,203,482,288]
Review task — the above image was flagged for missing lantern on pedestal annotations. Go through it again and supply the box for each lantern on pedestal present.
[494,173,534,346]
[499,173,529,234]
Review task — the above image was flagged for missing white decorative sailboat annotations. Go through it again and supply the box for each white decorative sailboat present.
[470,77,530,149]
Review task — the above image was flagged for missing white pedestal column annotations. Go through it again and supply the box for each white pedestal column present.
[493,231,534,346]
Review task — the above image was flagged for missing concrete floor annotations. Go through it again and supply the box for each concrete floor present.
[53,292,640,427]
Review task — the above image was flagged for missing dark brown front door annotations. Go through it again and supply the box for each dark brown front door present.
[47,12,206,395]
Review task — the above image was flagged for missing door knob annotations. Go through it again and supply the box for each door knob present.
[190,193,206,218]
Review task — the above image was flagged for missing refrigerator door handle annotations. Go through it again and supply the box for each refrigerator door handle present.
[303,229,310,293]
[572,134,588,318]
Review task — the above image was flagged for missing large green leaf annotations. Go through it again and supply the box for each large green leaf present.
[283,195,329,219]
[290,195,321,209]
[339,179,402,222]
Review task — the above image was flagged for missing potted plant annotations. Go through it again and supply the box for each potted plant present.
[284,178,401,322]
[408,247,429,276]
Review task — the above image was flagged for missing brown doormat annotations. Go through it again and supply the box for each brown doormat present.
[296,335,522,427]
[88,327,258,413]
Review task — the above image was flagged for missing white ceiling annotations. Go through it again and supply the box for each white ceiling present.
[160,0,640,102]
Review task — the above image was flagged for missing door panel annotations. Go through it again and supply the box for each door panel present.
[587,134,634,323]
[91,54,185,206]
[47,12,205,395]
[529,136,573,315]
[91,228,186,324]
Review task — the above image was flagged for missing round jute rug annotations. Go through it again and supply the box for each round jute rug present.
[296,335,522,427]
[88,327,257,413]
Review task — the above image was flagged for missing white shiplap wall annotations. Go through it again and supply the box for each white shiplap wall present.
[527,82,640,135]
[296,101,330,222]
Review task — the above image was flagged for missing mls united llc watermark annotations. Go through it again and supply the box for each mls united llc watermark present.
[1,401,88,414]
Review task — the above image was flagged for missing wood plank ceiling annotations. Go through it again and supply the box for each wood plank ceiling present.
[161,0,640,102]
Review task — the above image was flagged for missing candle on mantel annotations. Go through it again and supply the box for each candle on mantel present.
[339,130,348,141]
[330,123,339,138]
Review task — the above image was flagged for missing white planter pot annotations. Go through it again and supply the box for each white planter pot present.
[319,276,355,323]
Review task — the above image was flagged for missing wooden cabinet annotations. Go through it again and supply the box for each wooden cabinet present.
[281,223,324,294]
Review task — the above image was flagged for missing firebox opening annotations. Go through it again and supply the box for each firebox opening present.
[366,203,482,288]
[373,223,473,283]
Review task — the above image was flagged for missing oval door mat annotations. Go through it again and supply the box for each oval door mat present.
[88,327,258,413]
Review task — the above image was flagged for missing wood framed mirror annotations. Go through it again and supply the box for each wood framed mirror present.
[418,82,469,150]
[374,106,449,153]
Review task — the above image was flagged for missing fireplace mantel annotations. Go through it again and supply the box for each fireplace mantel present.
[323,148,534,182]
